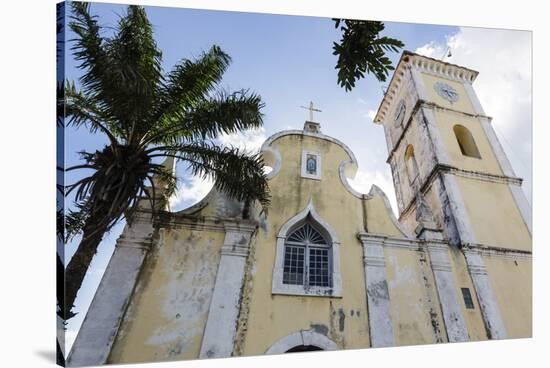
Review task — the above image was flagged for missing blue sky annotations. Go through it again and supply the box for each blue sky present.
[61,1,531,355]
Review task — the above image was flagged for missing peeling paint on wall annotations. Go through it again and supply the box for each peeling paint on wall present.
[233,232,258,356]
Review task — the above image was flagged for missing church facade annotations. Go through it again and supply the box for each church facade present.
[68,51,532,366]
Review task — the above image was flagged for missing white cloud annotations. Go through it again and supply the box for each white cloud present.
[169,175,214,211]
[217,127,267,154]
[169,128,268,211]
[415,41,446,59]
[348,169,398,215]
[415,28,532,203]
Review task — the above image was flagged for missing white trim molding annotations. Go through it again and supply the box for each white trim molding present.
[199,222,256,359]
[265,330,338,354]
[261,145,282,180]
[425,243,469,342]
[272,199,342,297]
[463,248,507,340]
[440,173,477,245]
[357,234,395,347]
[67,213,155,366]
[260,129,359,194]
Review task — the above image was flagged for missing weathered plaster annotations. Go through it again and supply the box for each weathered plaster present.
[358,234,395,347]
[199,222,256,358]
[425,243,469,342]
[463,249,507,339]
[67,213,155,367]
[71,52,531,366]
[107,222,226,364]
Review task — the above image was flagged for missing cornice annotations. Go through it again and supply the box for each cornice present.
[374,51,479,125]
[398,163,524,221]
[385,100,492,163]
[462,243,532,261]
[356,232,531,261]
[155,211,257,233]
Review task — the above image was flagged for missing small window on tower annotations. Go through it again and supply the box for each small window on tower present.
[461,287,475,309]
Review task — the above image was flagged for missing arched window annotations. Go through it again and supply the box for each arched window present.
[283,221,331,287]
[404,144,419,185]
[453,125,481,159]
[272,200,342,297]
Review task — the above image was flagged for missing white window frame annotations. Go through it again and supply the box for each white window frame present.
[283,223,332,288]
[272,199,342,297]
[301,150,321,180]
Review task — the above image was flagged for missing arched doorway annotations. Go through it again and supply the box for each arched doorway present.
[265,330,337,355]
[285,345,323,353]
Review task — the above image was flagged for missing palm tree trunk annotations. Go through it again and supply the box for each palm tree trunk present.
[62,217,106,320]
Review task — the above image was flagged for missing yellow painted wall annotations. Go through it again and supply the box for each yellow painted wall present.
[456,177,531,251]
[385,247,446,345]
[483,255,532,338]
[421,73,476,115]
[242,133,372,354]
[241,132,456,354]
[108,228,226,364]
[366,193,406,238]
[105,124,530,364]
[447,247,488,341]
[433,110,503,175]
[419,72,530,250]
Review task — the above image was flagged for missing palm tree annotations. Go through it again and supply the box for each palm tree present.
[61,2,270,322]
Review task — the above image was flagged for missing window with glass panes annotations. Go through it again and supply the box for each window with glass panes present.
[283,222,331,287]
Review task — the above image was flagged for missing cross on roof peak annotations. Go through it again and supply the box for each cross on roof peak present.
[300,101,322,122]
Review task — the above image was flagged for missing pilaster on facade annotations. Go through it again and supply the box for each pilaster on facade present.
[358,234,395,348]
[438,173,477,245]
[462,248,507,340]
[415,190,470,343]
[199,222,257,359]
[425,242,469,342]
[67,213,155,367]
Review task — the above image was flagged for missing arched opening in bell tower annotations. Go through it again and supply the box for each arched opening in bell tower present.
[404,144,420,186]
[453,124,481,159]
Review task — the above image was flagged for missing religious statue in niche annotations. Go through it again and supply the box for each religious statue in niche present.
[306,154,317,175]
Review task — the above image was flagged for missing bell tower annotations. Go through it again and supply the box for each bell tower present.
[373,51,532,340]
[373,51,531,250]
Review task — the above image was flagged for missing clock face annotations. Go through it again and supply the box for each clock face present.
[434,82,459,103]
[394,99,406,126]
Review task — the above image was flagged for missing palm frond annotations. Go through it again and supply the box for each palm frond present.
[155,45,231,125]
[150,142,270,209]
[69,3,162,141]
[145,90,264,146]
[65,83,120,146]
[108,5,163,143]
